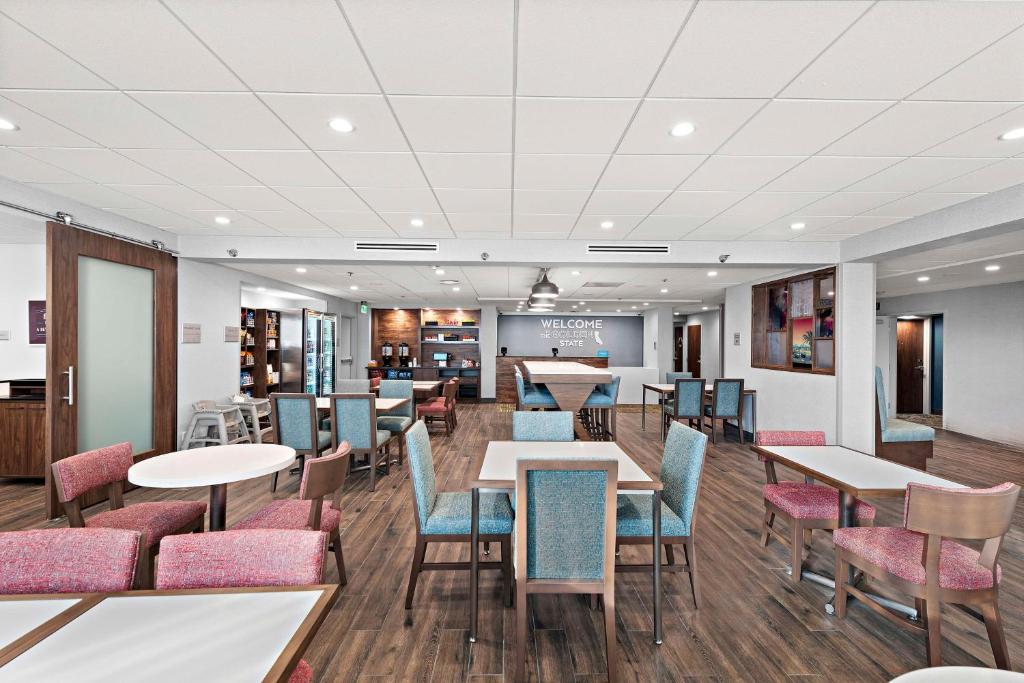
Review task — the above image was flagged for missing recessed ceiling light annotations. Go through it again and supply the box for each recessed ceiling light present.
[410,218,424,227]
[0,118,18,131]
[571,270,581,275]
[660,288,668,293]
[998,127,1024,141]
[707,271,717,277]
[643,302,649,306]
[673,311,679,315]
[518,301,525,305]
[669,121,695,137]
[631,306,637,310]
[452,286,460,292]
[586,309,591,313]
[214,216,231,225]
[600,221,614,229]
[393,307,399,311]
[295,267,307,273]
[790,222,806,230]
[257,287,266,292]
[578,301,585,305]
[917,276,930,282]
[702,306,709,310]
[434,268,445,275]
[571,304,578,308]
[349,285,359,290]
[985,264,1001,272]
[328,118,355,133]
[616,309,621,313]
[827,290,834,296]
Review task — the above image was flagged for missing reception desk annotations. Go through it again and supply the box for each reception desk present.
[495,356,608,403]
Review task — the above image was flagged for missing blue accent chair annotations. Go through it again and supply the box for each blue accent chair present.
[582,375,620,440]
[513,455,619,683]
[378,380,415,465]
[329,393,395,492]
[704,379,744,444]
[320,380,370,432]
[514,368,558,410]
[662,377,705,442]
[874,367,935,469]
[616,421,708,608]
[269,393,333,492]
[665,371,692,384]
[404,421,513,609]
[512,411,575,442]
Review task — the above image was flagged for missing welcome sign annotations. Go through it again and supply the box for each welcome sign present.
[497,314,644,366]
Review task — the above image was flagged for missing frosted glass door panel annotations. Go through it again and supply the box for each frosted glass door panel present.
[77,256,154,454]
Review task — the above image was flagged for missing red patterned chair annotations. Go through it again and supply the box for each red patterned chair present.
[51,442,206,589]
[156,528,328,683]
[835,481,1019,670]
[756,430,876,583]
[416,378,458,435]
[232,443,350,584]
[0,528,141,594]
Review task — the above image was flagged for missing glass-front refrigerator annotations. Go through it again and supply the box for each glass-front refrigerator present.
[301,309,337,396]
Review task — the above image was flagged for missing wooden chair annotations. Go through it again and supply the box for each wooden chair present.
[616,421,706,608]
[662,377,705,442]
[0,528,142,594]
[269,393,333,492]
[514,456,619,683]
[233,443,351,584]
[51,442,206,589]
[329,393,395,492]
[834,481,1020,670]
[756,430,876,583]
[704,378,744,444]
[378,379,414,464]
[417,378,459,435]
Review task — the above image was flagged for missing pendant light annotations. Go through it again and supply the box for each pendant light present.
[531,272,559,299]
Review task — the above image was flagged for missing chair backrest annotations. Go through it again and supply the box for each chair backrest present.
[156,529,328,590]
[515,457,617,582]
[665,371,692,383]
[0,528,142,594]
[599,375,621,400]
[405,421,437,532]
[710,379,743,417]
[661,422,708,536]
[512,411,574,441]
[753,430,826,469]
[379,379,414,419]
[192,399,217,411]
[300,442,351,529]
[329,393,377,451]
[51,442,134,524]
[672,378,705,419]
[336,379,370,393]
[445,378,460,407]
[514,371,528,402]
[874,366,888,425]
[270,393,318,453]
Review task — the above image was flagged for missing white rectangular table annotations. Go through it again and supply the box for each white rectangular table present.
[641,382,757,438]
[315,396,408,412]
[469,441,665,644]
[0,597,87,663]
[522,362,613,440]
[0,586,336,682]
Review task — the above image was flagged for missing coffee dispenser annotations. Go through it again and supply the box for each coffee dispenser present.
[398,341,410,367]
[381,340,393,366]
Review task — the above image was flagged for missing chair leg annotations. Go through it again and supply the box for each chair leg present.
[515,586,528,683]
[790,521,803,583]
[834,551,848,618]
[924,598,943,667]
[684,537,700,609]
[404,537,427,609]
[369,449,377,493]
[761,508,774,547]
[483,541,490,555]
[501,537,513,608]
[980,599,1010,670]
[603,586,617,683]
[664,544,675,566]
[331,529,347,586]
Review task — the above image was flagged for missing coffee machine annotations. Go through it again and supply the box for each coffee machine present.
[381,340,393,367]
[398,342,410,367]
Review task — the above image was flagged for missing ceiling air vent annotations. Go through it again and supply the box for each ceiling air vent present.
[354,241,439,253]
[587,243,670,254]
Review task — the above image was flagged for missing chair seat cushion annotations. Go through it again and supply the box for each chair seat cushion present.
[318,430,332,450]
[615,494,690,537]
[377,415,412,433]
[833,526,1001,591]
[417,401,448,415]
[87,501,207,547]
[422,492,513,535]
[521,387,558,407]
[881,419,935,443]
[288,660,313,683]
[583,390,614,407]
[233,500,340,533]
[763,483,876,521]
[376,429,393,447]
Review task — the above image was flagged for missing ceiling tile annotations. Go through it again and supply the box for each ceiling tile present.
[927,158,1024,193]
[584,190,669,215]
[132,93,303,150]
[513,214,577,233]
[781,1,1024,99]
[516,0,691,97]
[629,215,709,240]
[188,210,275,232]
[319,152,428,188]
[921,107,1024,158]
[512,190,591,214]
[789,232,857,242]
[719,99,891,155]
[651,1,867,98]
[575,214,645,233]
[0,14,111,89]
[379,212,453,237]
[14,148,172,184]
[0,96,98,147]
[798,192,909,215]
[117,149,257,186]
[912,26,1024,102]
[815,215,905,235]
[0,148,86,183]
[458,229,512,240]
[219,151,343,187]
[107,184,227,211]
[390,96,512,152]
[241,208,328,231]
[434,188,510,213]
[26,182,150,209]
[678,156,803,192]
[0,0,245,90]
[189,186,294,211]
[764,156,902,192]
[513,154,607,190]
[260,94,408,152]
[106,206,205,230]
[272,186,369,212]
[446,212,512,232]
[597,155,705,191]
[862,192,984,217]
[165,0,377,93]
[419,153,511,189]
[682,215,759,239]
[618,98,766,154]
[310,211,389,231]
[340,0,512,96]
[845,157,995,193]
[515,98,637,154]
[720,192,827,222]
[652,191,745,216]
[355,187,442,213]
[745,215,849,239]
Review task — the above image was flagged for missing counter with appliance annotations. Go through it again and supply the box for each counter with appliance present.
[0,378,46,479]
[366,365,481,399]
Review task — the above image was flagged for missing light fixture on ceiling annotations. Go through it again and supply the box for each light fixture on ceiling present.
[529,295,554,308]
[790,222,805,230]
[702,306,709,310]
[439,279,459,285]
[295,267,307,273]
[393,307,399,311]
[673,311,679,315]
[578,301,585,305]
[917,276,930,282]
[998,127,1024,141]
[586,309,591,312]
[410,218,424,227]
[531,271,559,299]
[571,270,581,275]
[660,288,668,293]
[985,264,1001,272]
[214,216,231,225]
[616,309,621,313]
[643,302,649,306]
[571,304,578,308]
[452,286,460,292]
[707,270,718,277]
[600,221,614,229]
[434,267,445,275]
[349,285,359,290]
[670,121,695,137]
[328,118,355,133]
[630,305,637,310]
[518,301,525,305]
[0,118,18,131]
[257,286,266,292]
[827,290,834,296]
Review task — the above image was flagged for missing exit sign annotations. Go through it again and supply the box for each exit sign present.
[359,302,369,314]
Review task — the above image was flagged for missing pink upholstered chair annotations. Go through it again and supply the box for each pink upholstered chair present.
[416,379,458,434]
[232,443,350,584]
[756,430,876,583]
[835,482,1020,670]
[157,529,328,683]
[51,442,206,589]
[0,528,141,595]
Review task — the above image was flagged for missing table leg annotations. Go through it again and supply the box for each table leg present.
[209,483,227,531]
[641,386,647,430]
[660,393,667,441]
[653,490,663,645]
[470,487,480,643]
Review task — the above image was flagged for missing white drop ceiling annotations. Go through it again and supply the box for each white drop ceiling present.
[0,0,1022,244]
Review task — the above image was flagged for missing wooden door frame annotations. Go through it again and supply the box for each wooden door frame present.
[686,324,701,377]
[45,222,177,519]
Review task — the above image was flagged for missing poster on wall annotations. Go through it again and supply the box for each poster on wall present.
[497,314,644,366]
[28,300,46,344]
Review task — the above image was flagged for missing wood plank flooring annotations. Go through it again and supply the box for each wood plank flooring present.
[2,405,1022,681]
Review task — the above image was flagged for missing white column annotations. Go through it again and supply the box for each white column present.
[836,262,877,453]
[479,305,498,399]
[354,306,372,378]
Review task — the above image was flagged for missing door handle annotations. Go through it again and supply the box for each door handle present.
[62,366,74,405]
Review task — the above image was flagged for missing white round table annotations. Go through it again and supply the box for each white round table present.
[128,444,296,531]
[891,668,1024,682]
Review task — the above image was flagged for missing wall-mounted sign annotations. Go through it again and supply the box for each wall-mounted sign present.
[734,332,741,346]
[224,325,241,343]
[497,314,643,366]
[181,322,202,344]
[28,300,46,345]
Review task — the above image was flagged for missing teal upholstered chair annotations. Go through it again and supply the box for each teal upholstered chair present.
[514,367,557,410]
[404,421,513,609]
[662,377,705,442]
[582,375,620,441]
[514,456,619,683]
[874,367,935,469]
[704,378,744,444]
[329,393,394,492]
[616,421,708,609]
[665,371,692,384]
[512,411,575,442]
[269,393,333,492]
[378,380,414,465]
[320,380,370,431]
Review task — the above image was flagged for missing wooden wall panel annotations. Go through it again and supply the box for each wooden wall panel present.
[371,309,420,366]
[495,356,609,403]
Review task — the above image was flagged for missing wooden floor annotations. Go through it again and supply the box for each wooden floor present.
[2,405,1022,681]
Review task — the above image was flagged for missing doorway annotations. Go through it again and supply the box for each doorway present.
[686,325,701,377]
[673,325,684,372]
[896,318,925,413]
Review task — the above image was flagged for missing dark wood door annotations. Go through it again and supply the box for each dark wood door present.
[686,325,701,377]
[45,222,177,518]
[673,326,684,372]
[896,319,924,414]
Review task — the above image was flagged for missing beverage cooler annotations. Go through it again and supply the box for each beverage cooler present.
[302,309,337,397]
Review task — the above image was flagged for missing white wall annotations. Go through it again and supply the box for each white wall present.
[681,309,721,379]
[875,316,896,419]
[836,263,877,454]
[480,306,498,399]
[0,244,46,380]
[878,281,1024,447]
